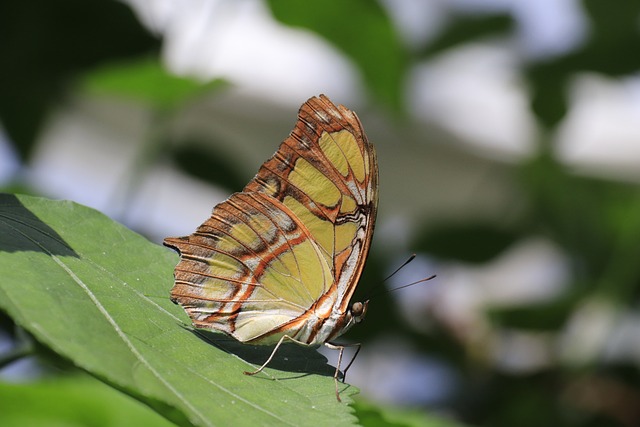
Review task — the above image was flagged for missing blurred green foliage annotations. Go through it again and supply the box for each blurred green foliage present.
[1,0,640,426]
[267,0,406,111]
[81,58,228,111]
[0,0,160,160]
[0,375,176,427]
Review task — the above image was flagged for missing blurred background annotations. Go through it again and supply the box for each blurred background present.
[2,0,640,426]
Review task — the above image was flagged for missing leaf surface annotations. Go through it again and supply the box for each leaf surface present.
[0,375,176,427]
[0,194,358,427]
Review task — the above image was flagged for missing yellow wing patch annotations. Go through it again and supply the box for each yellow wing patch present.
[288,157,341,208]
[319,130,366,182]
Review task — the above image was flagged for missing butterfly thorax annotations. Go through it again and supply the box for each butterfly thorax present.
[242,299,369,347]
[305,299,370,346]
[329,300,369,341]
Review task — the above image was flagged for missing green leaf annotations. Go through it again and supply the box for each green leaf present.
[266,0,406,111]
[0,194,359,427]
[81,57,227,111]
[0,375,176,427]
[421,14,514,59]
[354,399,466,427]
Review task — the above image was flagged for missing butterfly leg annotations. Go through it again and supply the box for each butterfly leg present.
[243,334,303,376]
[325,342,362,402]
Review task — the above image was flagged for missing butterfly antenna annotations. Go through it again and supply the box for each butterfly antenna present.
[364,254,425,300]
[383,253,416,282]
[388,274,437,293]
[367,274,437,300]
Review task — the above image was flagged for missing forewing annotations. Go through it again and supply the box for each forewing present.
[245,94,378,315]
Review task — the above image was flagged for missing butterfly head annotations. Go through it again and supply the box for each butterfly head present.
[349,300,369,324]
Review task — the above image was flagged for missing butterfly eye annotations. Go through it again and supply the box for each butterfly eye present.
[351,301,364,317]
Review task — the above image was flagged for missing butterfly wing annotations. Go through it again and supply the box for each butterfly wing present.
[165,95,378,345]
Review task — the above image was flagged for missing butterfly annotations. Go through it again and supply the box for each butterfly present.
[164,94,378,401]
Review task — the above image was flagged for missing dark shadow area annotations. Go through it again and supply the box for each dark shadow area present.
[0,194,78,257]
[0,0,160,159]
[191,328,338,379]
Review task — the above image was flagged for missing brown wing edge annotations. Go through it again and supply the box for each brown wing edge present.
[317,95,379,312]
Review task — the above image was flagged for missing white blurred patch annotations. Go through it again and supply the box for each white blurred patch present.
[558,298,618,365]
[491,330,555,373]
[379,0,445,50]
[320,336,457,406]
[26,99,228,243]
[126,0,362,104]
[446,0,587,58]
[125,164,229,243]
[0,331,45,382]
[389,238,569,372]
[409,43,537,161]
[557,297,640,366]
[556,296,640,368]
[556,74,640,183]
[466,236,570,306]
[394,238,569,333]
[510,0,586,59]
[28,102,146,213]
[0,128,20,184]
[603,311,640,363]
